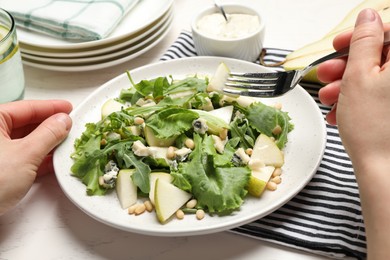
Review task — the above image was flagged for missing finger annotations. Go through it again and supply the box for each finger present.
[21,113,72,159]
[319,80,341,106]
[332,30,354,51]
[317,58,347,83]
[384,44,390,63]
[10,123,40,139]
[346,9,384,75]
[332,23,390,52]
[326,103,338,125]
[0,100,72,130]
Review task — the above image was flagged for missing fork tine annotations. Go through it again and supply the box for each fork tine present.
[223,88,277,97]
[225,82,276,90]
[227,71,280,89]
[229,72,280,78]
[227,77,278,85]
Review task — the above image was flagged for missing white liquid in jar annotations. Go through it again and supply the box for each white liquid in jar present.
[196,13,260,40]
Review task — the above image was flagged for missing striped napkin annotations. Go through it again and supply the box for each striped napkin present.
[161,31,366,260]
[0,0,139,41]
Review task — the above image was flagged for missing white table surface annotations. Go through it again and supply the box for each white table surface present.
[0,0,362,259]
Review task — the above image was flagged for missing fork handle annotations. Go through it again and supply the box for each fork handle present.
[305,31,390,73]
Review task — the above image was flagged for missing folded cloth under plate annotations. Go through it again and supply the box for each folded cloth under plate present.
[0,0,140,41]
[161,31,367,260]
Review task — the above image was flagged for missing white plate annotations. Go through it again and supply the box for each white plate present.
[53,57,326,236]
[20,7,173,58]
[18,0,174,50]
[22,16,173,72]
[21,12,173,64]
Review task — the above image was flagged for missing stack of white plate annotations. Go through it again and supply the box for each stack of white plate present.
[18,0,174,72]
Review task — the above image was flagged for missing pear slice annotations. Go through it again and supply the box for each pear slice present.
[208,105,234,124]
[282,0,390,83]
[207,62,231,94]
[101,98,125,119]
[154,178,192,224]
[149,172,173,205]
[325,0,390,37]
[251,134,284,168]
[144,125,177,147]
[247,166,275,197]
[116,169,137,209]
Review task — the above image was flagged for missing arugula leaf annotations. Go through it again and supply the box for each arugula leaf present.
[131,76,169,97]
[229,114,256,150]
[122,152,151,194]
[146,107,199,139]
[125,73,208,102]
[164,77,208,95]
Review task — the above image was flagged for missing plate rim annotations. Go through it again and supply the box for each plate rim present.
[17,0,174,50]
[22,17,173,72]
[20,7,173,58]
[21,13,173,64]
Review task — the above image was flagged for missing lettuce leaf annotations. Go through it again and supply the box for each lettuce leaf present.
[71,112,152,195]
[71,134,108,195]
[173,134,250,213]
[126,73,207,100]
[244,102,294,149]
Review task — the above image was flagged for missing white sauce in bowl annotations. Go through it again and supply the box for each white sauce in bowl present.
[196,13,260,40]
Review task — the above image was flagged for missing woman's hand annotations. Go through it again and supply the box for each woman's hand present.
[317,9,390,259]
[318,9,390,166]
[0,100,72,215]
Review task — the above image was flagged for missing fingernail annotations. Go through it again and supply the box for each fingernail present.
[356,9,376,26]
[55,113,71,131]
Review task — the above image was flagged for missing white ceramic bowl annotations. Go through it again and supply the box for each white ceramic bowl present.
[191,4,265,62]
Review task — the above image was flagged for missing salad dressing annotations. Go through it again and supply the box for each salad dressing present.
[196,13,260,40]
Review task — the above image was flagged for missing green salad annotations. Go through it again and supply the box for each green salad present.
[70,63,294,224]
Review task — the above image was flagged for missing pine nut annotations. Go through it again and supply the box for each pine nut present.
[176,209,185,220]
[185,138,195,149]
[266,182,277,191]
[134,203,146,215]
[186,199,197,209]
[167,146,176,160]
[144,200,153,212]
[272,125,282,135]
[271,176,282,184]
[196,209,205,220]
[272,168,282,177]
[273,102,282,110]
[134,117,145,125]
[128,204,138,214]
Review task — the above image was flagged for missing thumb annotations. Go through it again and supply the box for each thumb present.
[23,113,72,159]
[346,9,384,75]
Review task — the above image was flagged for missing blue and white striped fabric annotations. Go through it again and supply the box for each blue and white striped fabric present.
[0,0,139,41]
[161,31,366,260]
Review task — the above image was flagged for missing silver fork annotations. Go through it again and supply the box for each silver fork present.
[223,32,390,98]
